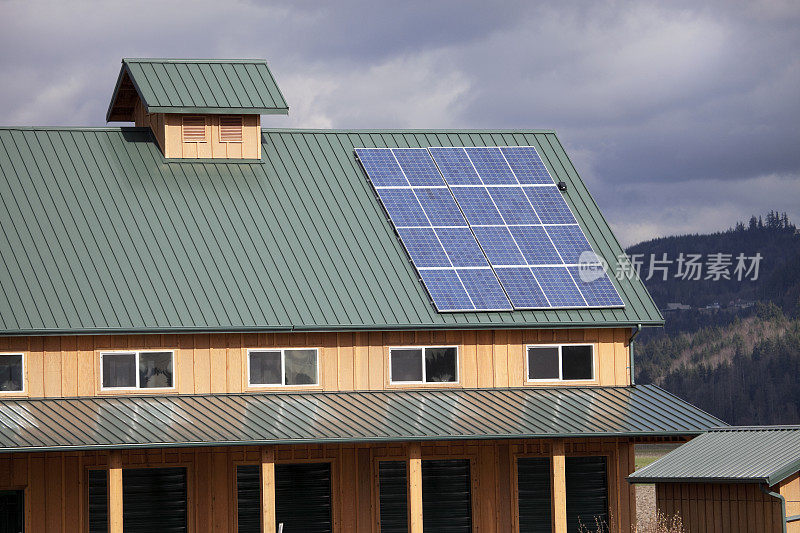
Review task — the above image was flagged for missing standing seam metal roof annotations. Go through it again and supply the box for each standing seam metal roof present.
[0,385,723,452]
[629,426,800,485]
[106,59,289,120]
[0,127,663,334]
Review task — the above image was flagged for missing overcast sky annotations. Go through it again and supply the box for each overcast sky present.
[1,0,798,245]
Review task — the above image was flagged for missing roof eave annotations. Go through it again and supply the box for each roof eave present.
[768,460,800,486]
[1,430,710,454]
[628,475,771,485]
[0,320,666,336]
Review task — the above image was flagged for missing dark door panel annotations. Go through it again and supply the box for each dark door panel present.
[566,456,609,533]
[88,470,108,533]
[422,459,472,533]
[123,467,187,533]
[517,457,552,533]
[0,490,24,533]
[378,460,409,532]
[276,463,332,533]
[236,465,260,533]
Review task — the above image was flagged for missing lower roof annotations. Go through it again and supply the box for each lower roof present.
[0,127,663,335]
[629,426,800,486]
[0,384,722,453]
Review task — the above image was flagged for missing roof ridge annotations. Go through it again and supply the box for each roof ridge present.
[0,126,149,132]
[0,126,559,135]
[122,58,269,64]
[260,127,559,134]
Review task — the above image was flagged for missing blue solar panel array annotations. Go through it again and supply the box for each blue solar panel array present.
[355,148,512,311]
[429,146,623,309]
[355,146,624,312]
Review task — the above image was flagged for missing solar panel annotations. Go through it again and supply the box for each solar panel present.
[568,266,625,307]
[355,147,512,312]
[428,146,624,309]
[531,266,587,307]
[357,145,624,311]
[493,267,550,308]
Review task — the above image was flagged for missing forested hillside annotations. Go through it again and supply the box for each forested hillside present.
[629,212,800,425]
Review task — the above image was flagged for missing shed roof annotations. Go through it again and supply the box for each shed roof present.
[0,385,722,452]
[629,426,800,486]
[0,127,663,334]
[106,59,288,121]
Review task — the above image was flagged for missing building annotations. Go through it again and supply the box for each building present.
[0,58,723,533]
[629,426,800,533]
[664,303,691,312]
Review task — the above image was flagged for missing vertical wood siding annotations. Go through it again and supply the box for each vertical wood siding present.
[780,472,800,533]
[132,102,261,160]
[0,438,637,533]
[0,328,630,398]
[656,482,784,533]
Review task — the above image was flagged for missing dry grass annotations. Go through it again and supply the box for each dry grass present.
[635,511,684,533]
[577,510,685,533]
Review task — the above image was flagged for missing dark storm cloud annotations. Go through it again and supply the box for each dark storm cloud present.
[0,0,797,244]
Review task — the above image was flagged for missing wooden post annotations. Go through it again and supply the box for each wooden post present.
[408,442,423,533]
[261,446,277,533]
[551,439,567,533]
[108,450,123,533]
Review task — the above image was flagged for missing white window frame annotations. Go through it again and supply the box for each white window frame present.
[99,350,176,391]
[247,348,320,387]
[0,352,25,394]
[389,346,460,385]
[525,343,595,383]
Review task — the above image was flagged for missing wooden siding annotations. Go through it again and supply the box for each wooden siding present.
[132,99,166,154]
[780,472,800,533]
[0,437,636,533]
[656,482,784,533]
[132,101,261,159]
[0,328,630,398]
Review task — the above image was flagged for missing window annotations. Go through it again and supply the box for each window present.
[0,354,23,392]
[527,344,594,381]
[101,351,174,390]
[248,349,319,386]
[390,347,458,384]
[219,116,243,142]
[182,115,206,142]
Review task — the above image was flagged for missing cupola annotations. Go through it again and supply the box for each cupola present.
[106,58,288,160]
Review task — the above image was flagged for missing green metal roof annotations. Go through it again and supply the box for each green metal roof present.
[106,58,289,121]
[0,385,721,452]
[0,126,663,334]
[629,426,800,486]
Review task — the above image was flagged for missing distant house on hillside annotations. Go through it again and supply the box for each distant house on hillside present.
[0,58,721,532]
[665,302,692,311]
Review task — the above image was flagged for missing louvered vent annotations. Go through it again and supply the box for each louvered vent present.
[220,116,243,142]
[182,116,206,142]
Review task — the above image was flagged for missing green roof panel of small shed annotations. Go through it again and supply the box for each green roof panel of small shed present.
[106,58,289,120]
[0,385,723,452]
[0,126,663,334]
[629,426,800,486]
